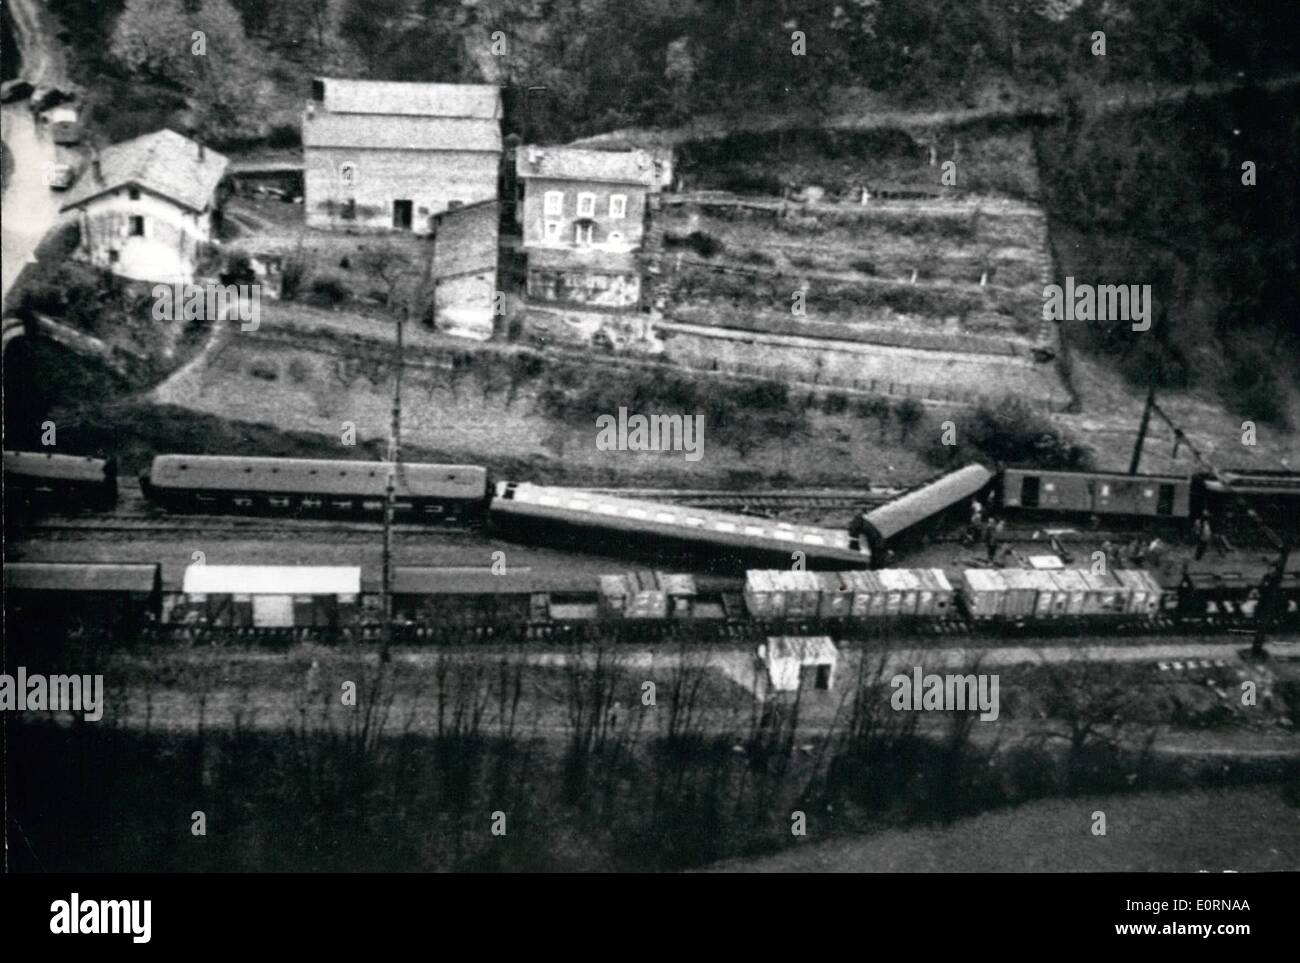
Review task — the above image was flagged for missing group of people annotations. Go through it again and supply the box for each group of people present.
[965,499,1008,562]
[963,501,1233,569]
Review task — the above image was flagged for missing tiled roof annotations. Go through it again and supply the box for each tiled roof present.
[60,129,228,213]
[304,78,503,153]
[516,146,656,185]
[319,79,500,119]
[303,112,501,152]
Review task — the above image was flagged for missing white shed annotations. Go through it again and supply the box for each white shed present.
[759,636,839,694]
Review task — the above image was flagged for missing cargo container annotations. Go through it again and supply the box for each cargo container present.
[961,570,1006,619]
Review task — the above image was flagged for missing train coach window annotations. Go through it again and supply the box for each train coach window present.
[775,531,797,541]
[540,495,560,506]
[715,522,736,532]
[684,516,704,527]
[570,501,590,510]
[745,526,765,537]
[803,535,825,545]
[655,512,674,523]
[597,505,618,515]
[627,509,648,519]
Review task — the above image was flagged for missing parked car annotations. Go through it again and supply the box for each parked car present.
[45,162,77,190]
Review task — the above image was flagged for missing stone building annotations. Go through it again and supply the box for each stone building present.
[303,78,502,235]
[430,199,499,341]
[60,129,229,284]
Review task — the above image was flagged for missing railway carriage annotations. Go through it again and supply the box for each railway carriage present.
[3,562,161,648]
[141,455,490,520]
[489,480,871,570]
[4,450,118,512]
[1001,469,1191,520]
[852,464,994,559]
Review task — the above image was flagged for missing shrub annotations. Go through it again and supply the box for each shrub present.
[894,397,925,440]
[821,391,848,415]
[267,124,301,149]
[307,274,350,307]
[666,231,724,258]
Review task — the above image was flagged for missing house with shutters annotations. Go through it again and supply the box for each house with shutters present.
[303,78,502,235]
[59,129,229,284]
[515,146,659,311]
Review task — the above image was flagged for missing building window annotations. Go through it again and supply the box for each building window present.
[129,216,145,236]
[609,194,627,219]
[544,220,562,242]
[577,192,596,218]
[341,199,356,220]
[108,249,119,263]
[129,187,141,201]
[544,191,563,216]
[575,223,593,246]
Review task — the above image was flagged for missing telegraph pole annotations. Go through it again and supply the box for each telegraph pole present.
[380,308,402,665]
[1252,539,1293,660]
[1128,384,1155,474]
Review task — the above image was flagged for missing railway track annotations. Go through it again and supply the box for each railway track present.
[9,486,898,535]
[9,512,476,538]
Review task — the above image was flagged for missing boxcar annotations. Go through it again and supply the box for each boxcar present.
[3,562,160,643]
[142,455,489,519]
[1001,469,1191,519]
[177,565,361,635]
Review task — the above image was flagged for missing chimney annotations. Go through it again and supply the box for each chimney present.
[198,142,205,162]
[91,149,102,183]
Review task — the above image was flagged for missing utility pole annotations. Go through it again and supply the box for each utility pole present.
[1252,539,1293,659]
[380,309,402,665]
[1129,384,1155,475]
[379,246,431,663]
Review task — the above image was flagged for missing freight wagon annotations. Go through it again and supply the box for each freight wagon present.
[1000,469,1192,520]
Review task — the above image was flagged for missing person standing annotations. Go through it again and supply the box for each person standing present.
[1194,513,1212,561]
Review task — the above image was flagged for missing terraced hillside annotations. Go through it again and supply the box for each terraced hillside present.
[649,191,1065,409]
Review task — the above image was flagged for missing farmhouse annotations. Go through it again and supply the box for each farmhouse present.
[303,78,502,235]
[516,145,657,253]
[60,129,229,284]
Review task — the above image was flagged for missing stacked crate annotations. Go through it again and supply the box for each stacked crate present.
[598,571,668,619]
[815,572,854,619]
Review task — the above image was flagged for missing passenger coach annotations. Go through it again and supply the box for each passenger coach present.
[141,455,490,519]
[4,450,118,511]
[489,481,871,570]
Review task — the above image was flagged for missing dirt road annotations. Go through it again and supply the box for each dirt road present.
[1,103,61,305]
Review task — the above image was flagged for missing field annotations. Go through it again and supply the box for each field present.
[710,785,1300,872]
[7,638,1299,872]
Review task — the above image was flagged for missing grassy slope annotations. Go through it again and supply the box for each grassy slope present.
[711,785,1300,872]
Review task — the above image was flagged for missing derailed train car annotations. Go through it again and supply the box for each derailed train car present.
[852,464,994,560]
[489,481,871,570]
